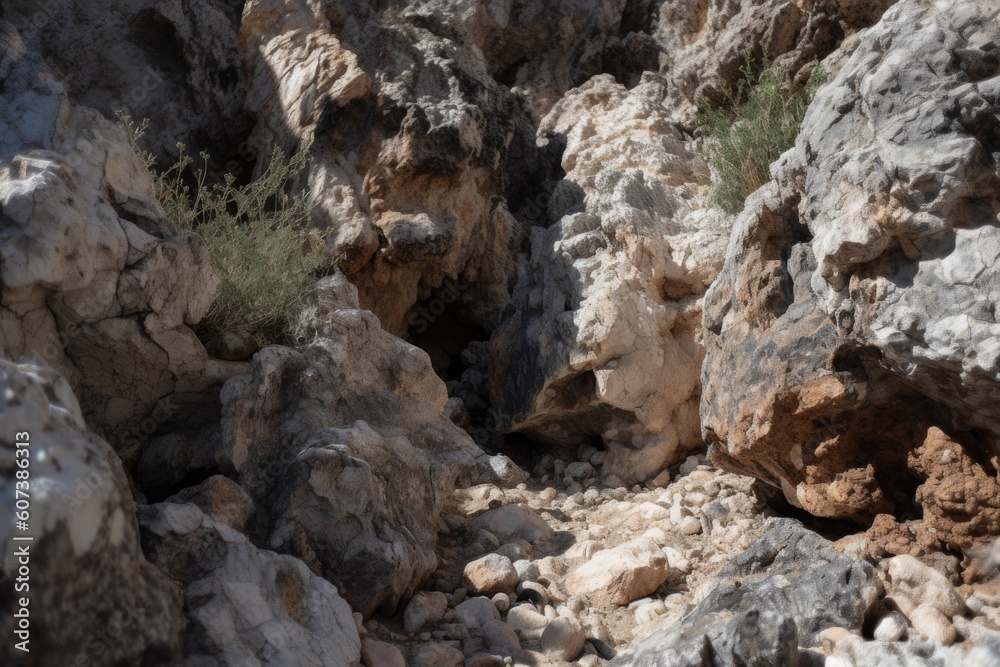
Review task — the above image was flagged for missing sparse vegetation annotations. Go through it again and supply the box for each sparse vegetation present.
[699,56,825,214]
[119,115,329,345]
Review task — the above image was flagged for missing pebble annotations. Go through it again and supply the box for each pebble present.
[463,554,519,595]
[491,592,510,613]
[680,516,702,535]
[540,615,586,661]
[909,603,957,645]
[873,611,908,642]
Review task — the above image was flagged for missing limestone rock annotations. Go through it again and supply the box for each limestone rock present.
[540,615,587,662]
[0,37,237,453]
[219,308,494,616]
[617,519,881,665]
[139,501,362,666]
[240,0,533,336]
[404,591,450,633]
[565,536,669,606]
[0,359,184,665]
[700,0,1000,535]
[471,504,555,544]
[361,638,405,667]
[491,74,731,484]
[163,474,255,533]
[463,554,519,596]
[882,555,965,618]
[409,643,464,667]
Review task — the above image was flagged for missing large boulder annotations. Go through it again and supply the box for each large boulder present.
[615,518,881,666]
[239,0,534,336]
[218,301,499,615]
[701,0,1000,544]
[138,501,362,666]
[0,34,241,455]
[490,74,730,482]
[0,358,184,666]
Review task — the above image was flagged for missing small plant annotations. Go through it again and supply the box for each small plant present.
[119,114,329,345]
[700,55,826,214]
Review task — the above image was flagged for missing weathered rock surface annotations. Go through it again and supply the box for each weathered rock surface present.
[616,518,881,666]
[490,73,730,483]
[219,304,502,615]
[2,0,248,162]
[0,359,184,666]
[140,502,362,667]
[701,0,1000,539]
[565,536,670,606]
[0,36,238,454]
[240,0,533,336]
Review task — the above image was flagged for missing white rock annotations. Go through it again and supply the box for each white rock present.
[565,537,669,606]
[404,591,449,633]
[873,611,908,642]
[463,554,519,595]
[540,616,586,661]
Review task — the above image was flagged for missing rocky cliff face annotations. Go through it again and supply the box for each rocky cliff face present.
[5,0,1000,665]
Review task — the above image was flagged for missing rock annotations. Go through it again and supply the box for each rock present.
[517,581,550,607]
[163,474,255,533]
[241,0,533,336]
[2,0,247,161]
[490,73,731,484]
[487,454,531,488]
[908,604,956,645]
[139,501,360,666]
[540,616,586,662]
[0,359,184,666]
[819,627,854,656]
[361,638,406,667]
[883,555,966,618]
[679,516,703,536]
[463,554,519,596]
[409,643,464,667]
[507,604,551,640]
[480,618,521,652]
[700,0,1000,539]
[218,312,494,616]
[565,537,669,606]
[404,591,450,633]
[617,519,881,665]
[492,593,511,614]
[455,597,502,630]
[828,634,987,666]
[514,559,540,583]
[0,41,236,454]
[655,0,893,124]
[471,504,556,543]
[873,612,909,642]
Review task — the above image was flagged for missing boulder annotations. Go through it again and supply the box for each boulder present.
[616,519,881,666]
[0,359,184,665]
[0,34,239,454]
[565,536,669,606]
[490,74,730,483]
[470,504,555,543]
[463,554,519,596]
[700,0,1000,540]
[240,0,533,336]
[139,501,362,666]
[219,306,494,615]
[540,616,587,662]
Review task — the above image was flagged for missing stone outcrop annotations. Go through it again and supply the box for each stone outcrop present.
[0,35,240,455]
[0,359,184,666]
[616,518,881,666]
[139,501,362,666]
[490,73,730,483]
[217,292,505,616]
[701,0,1000,540]
[239,0,532,336]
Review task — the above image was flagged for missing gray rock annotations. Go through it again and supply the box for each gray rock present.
[0,359,184,665]
[540,616,586,662]
[139,502,361,666]
[404,591,450,633]
[700,0,1000,544]
[218,312,494,616]
[471,504,555,543]
[615,519,881,666]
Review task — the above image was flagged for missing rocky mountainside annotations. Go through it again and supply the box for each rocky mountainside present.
[2,0,1000,665]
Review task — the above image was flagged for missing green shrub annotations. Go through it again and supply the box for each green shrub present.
[700,57,825,214]
[119,115,329,345]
